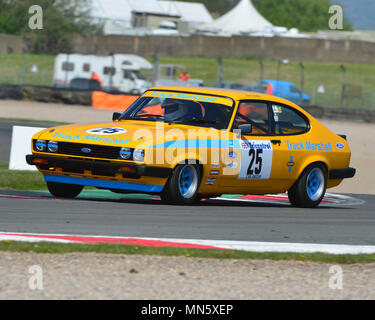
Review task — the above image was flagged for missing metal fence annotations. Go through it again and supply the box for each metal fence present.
[0,52,54,87]
[1,53,374,109]
[217,58,375,110]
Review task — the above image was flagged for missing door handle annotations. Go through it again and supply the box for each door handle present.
[271,140,281,146]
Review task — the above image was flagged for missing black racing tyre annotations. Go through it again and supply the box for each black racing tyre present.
[160,164,201,205]
[288,163,327,208]
[47,182,83,199]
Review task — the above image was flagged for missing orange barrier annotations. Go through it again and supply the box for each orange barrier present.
[92,91,139,112]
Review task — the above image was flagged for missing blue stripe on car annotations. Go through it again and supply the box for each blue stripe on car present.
[149,139,241,149]
[44,175,164,193]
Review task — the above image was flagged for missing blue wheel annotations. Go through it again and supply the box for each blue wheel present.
[288,164,327,208]
[306,168,325,201]
[178,165,199,199]
[161,163,201,205]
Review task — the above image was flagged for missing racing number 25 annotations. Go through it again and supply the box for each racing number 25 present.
[247,149,263,175]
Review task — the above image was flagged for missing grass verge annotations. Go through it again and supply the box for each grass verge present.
[0,241,374,264]
[0,163,46,190]
[0,117,69,126]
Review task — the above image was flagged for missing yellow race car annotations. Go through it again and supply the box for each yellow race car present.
[26,87,356,208]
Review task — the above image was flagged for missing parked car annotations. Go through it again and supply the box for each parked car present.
[246,80,310,106]
[27,86,355,208]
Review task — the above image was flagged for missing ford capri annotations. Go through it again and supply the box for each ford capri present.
[27,87,356,207]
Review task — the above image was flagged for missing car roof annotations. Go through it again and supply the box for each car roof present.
[149,86,301,107]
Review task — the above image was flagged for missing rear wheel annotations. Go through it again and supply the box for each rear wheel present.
[47,182,83,199]
[288,164,327,208]
[161,164,201,205]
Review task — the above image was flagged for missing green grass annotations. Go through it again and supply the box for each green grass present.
[0,53,55,86]
[156,56,375,109]
[1,241,375,264]
[1,54,374,109]
[0,163,46,190]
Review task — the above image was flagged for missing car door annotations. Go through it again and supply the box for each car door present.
[268,103,311,183]
[221,101,278,191]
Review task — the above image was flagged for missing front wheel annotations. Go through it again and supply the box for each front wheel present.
[288,164,327,208]
[47,182,83,199]
[161,164,201,205]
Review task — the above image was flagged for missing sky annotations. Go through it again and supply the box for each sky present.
[333,0,375,30]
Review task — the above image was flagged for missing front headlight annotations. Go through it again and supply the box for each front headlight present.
[119,147,132,160]
[47,141,59,153]
[133,149,145,162]
[35,140,47,152]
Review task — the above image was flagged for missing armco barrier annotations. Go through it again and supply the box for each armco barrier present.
[22,86,93,105]
[1,84,374,123]
[0,84,23,100]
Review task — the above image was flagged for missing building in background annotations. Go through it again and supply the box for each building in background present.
[90,0,213,35]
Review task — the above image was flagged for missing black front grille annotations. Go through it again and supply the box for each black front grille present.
[33,140,122,159]
[58,142,121,159]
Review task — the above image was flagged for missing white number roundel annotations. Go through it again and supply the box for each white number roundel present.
[86,127,127,135]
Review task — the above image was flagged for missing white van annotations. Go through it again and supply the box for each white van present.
[53,54,152,94]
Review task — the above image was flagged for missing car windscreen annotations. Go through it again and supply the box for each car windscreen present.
[120,97,233,130]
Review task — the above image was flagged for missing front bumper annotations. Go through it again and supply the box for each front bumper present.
[26,154,172,179]
[329,167,356,179]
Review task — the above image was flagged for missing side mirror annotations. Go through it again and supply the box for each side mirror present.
[238,124,252,136]
[113,112,121,121]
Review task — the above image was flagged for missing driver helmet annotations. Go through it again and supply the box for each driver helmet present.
[162,99,202,122]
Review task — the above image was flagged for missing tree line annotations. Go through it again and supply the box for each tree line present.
[0,0,352,54]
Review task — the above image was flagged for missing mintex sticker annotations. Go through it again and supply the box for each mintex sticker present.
[238,140,273,180]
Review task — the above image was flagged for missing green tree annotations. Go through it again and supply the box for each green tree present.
[0,0,102,53]
[253,0,352,31]
[173,0,352,31]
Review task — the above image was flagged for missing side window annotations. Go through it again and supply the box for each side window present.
[290,85,300,94]
[103,67,116,75]
[82,63,91,72]
[62,62,74,71]
[233,102,270,135]
[123,70,133,79]
[272,104,309,135]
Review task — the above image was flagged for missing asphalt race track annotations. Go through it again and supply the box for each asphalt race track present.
[0,120,57,163]
[0,189,374,246]
[1,119,374,247]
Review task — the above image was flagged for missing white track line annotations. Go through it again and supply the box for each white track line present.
[1,232,375,255]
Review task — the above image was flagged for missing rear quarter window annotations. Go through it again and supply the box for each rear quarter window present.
[272,104,309,135]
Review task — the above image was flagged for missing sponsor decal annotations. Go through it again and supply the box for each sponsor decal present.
[209,170,220,175]
[211,163,220,169]
[52,132,132,145]
[336,143,345,150]
[241,141,272,150]
[226,162,238,169]
[205,178,216,185]
[241,142,249,149]
[286,141,332,152]
[238,140,273,180]
[228,151,237,159]
[146,91,218,103]
[86,127,127,135]
[287,156,295,173]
